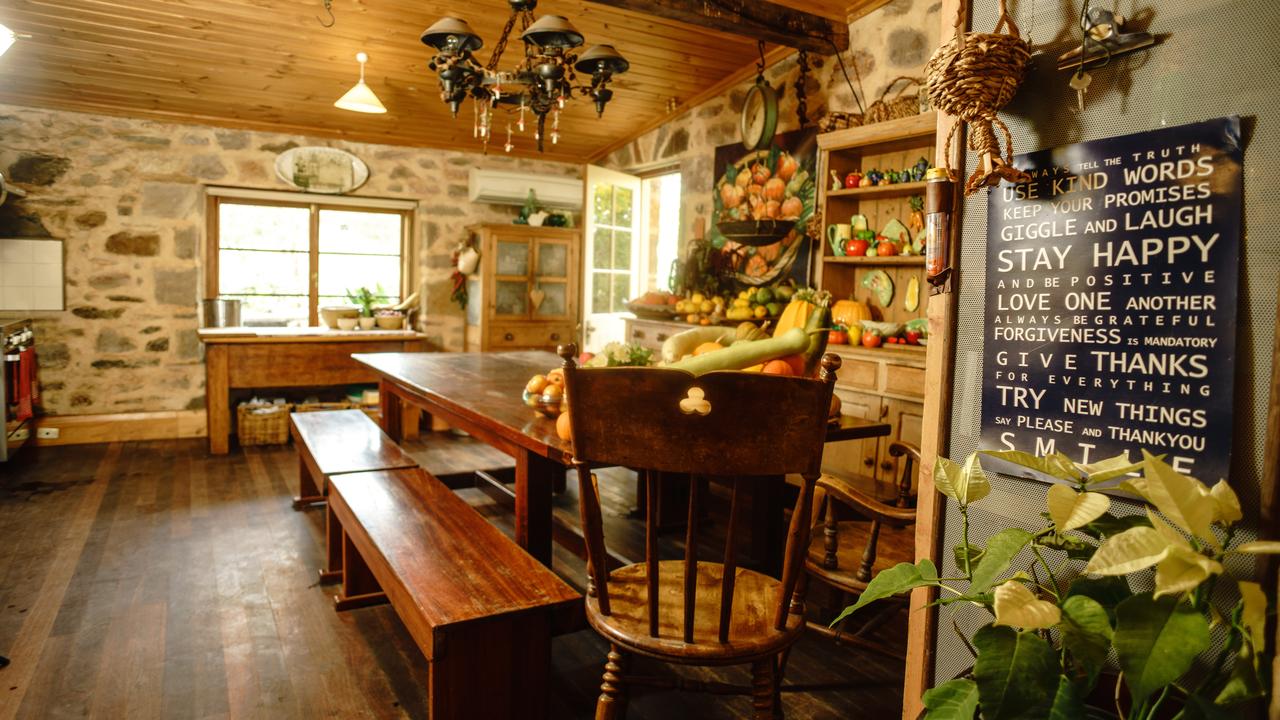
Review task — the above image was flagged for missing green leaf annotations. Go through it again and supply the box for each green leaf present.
[1113,593,1210,707]
[1066,576,1132,622]
[830,559,938,625]
[1058,595,1113,691]
[1037,532,1096,561]
[1215,644,1266,704]
[1078,452,1142,484]
[935,453,991,506]
[1078,513,1152,540]
[1085,526,1171,576]
[1179,693,1238,720]
[954,543,985,570]
[1047,675,1086,720]
[972,625,1061,720]
[981,449,1081,482]
[970,528,1033,593]
[922,678,980,720]
[1140,450,1219,549]
[1238,580,1267,649]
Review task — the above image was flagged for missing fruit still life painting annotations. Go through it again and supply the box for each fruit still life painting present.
[710,128,818,288]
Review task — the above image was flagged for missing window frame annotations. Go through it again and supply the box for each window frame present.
[204,191,415,327]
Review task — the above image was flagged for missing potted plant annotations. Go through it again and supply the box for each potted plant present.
[346,285,384,330]
[835,449,1276,719]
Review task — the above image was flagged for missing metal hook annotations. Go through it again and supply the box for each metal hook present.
[316,0,335,28]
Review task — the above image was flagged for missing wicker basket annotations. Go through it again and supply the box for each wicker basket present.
[237,402,293,446]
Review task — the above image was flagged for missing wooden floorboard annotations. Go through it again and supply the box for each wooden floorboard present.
[0,436,906,719]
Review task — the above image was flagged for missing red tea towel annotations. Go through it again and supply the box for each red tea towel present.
[14,347,35,421]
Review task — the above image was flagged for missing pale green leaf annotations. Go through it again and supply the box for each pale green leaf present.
[1238,580,1266,649]
[992,581,1061,629]
[1234,540,1280,555]
[1085,526,1172,576]
[830,559,938,625]
[935,453,990,506]
[922,678,980,720]
[1058,595,1113,690]
[1141,451,1219,549]
[1078,451,1142,484]
[1046,484,1111,533]
[981,449,1079,482]
[972,626,1061,720]
[1215,644,1266,704]
[1047,676,1085,720]
[1146,508,1190,549]
[1153,545,1222,599]
[970,528,1033,593]
[1209,480,1242,525]
[1114,594,1210,708]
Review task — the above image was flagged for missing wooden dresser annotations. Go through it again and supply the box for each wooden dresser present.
[465,224,581,352]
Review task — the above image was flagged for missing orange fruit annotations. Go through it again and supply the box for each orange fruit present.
[545,368,565,386]
[693,342,724,356]
[780,354,806,376]
[556,411,572,441]
[761,359,795,376]
[541,384,563,402]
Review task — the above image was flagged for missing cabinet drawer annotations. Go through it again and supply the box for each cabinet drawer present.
[884,364,926,398]
[489,324,572,349]
[834,358,878,391]
[627,323,677,352]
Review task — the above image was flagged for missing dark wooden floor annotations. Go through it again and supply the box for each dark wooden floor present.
[0,435,906,719]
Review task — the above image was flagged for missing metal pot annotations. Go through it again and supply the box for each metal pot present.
[202,298,242,327]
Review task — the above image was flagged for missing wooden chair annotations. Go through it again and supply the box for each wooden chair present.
[559,345,841,720]
[802,442,919,654]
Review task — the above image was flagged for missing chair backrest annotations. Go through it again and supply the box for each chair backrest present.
[888,441,921,508]
[559,344,841,644]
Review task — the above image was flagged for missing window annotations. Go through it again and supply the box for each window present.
[207,191,413,326]
[589,181,635,314]
[640,172,682,291]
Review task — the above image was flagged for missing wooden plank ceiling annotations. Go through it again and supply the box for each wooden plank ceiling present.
[0,0,807,161]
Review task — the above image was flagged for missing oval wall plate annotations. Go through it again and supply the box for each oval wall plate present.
[274,146,370,194]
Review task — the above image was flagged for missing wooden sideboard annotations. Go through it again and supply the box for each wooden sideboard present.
[198,327,427,454]
[624,315,923,496]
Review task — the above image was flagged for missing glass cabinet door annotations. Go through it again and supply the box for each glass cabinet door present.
[492,237,532,318]
[533,238,572,320]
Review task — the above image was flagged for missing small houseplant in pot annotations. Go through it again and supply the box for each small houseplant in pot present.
[835,449,1276,719]
[346,285,384,330]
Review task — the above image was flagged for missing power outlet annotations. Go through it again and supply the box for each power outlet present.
[37,427,60,440]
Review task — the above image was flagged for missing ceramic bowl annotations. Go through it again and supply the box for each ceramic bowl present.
[358,317,377,330]
[336,317,358,331]
[320,305,359,329]
[375,315,404,330]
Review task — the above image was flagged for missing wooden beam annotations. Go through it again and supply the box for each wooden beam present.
[584,0,847,53]
[585,45,794,165]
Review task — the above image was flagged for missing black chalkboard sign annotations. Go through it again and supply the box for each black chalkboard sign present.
[980,117,1242,484]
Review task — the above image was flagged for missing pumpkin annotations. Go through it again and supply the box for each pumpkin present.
[773,298,816,338]
[831,299,871,329]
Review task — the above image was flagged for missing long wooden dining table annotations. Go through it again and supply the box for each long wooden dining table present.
[353,350,892,569]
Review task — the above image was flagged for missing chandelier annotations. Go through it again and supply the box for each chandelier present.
[421,0,629,153]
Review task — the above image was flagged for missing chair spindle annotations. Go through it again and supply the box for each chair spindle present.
[774,473,816,631]
[717,481,744,644]
[645,469,659,638]
[683,473,701,644]
[857,519,882,582]
[576,466,611,615]
[822,494,839,569]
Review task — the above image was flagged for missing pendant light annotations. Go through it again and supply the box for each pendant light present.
[334,52,387,114]
[0,24,23,58]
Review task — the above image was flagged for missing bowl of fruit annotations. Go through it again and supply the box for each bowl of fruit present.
[625,290,681,319]
[523,369,568,419]
[713,148,814,248]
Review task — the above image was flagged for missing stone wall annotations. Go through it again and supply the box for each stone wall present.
[0,104,578,415]
[602,0,941,242]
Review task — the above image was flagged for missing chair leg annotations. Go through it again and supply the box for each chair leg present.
[751,658,777,720]
[594,644,629,720]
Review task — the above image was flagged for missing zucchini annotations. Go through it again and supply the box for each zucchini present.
[660,326,736,363]
[668,328,810,376]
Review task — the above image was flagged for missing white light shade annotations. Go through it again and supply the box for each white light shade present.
[0,24,17,57]
[335,52,386,114]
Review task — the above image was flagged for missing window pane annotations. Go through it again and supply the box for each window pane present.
[615,186,633,226]
[318,254,400,300]
[592,229,612,271]
[593,184,613,225]
[591,272,611,314]
[611,273,631,312]
[319,210,402,255]
[223,294,308,326]
[537,243,567,278]
[218,249,308,295]
[495,281,528,316]
[613,230,631,271]
[495,241,529,276]
[218,203,309,251]
[534,283,566,317]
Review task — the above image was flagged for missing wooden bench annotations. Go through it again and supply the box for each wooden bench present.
[328,467,582,720]
[290,409,418,582]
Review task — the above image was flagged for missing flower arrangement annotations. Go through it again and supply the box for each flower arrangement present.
[582,342,653,368]
[835,449,1275,719]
